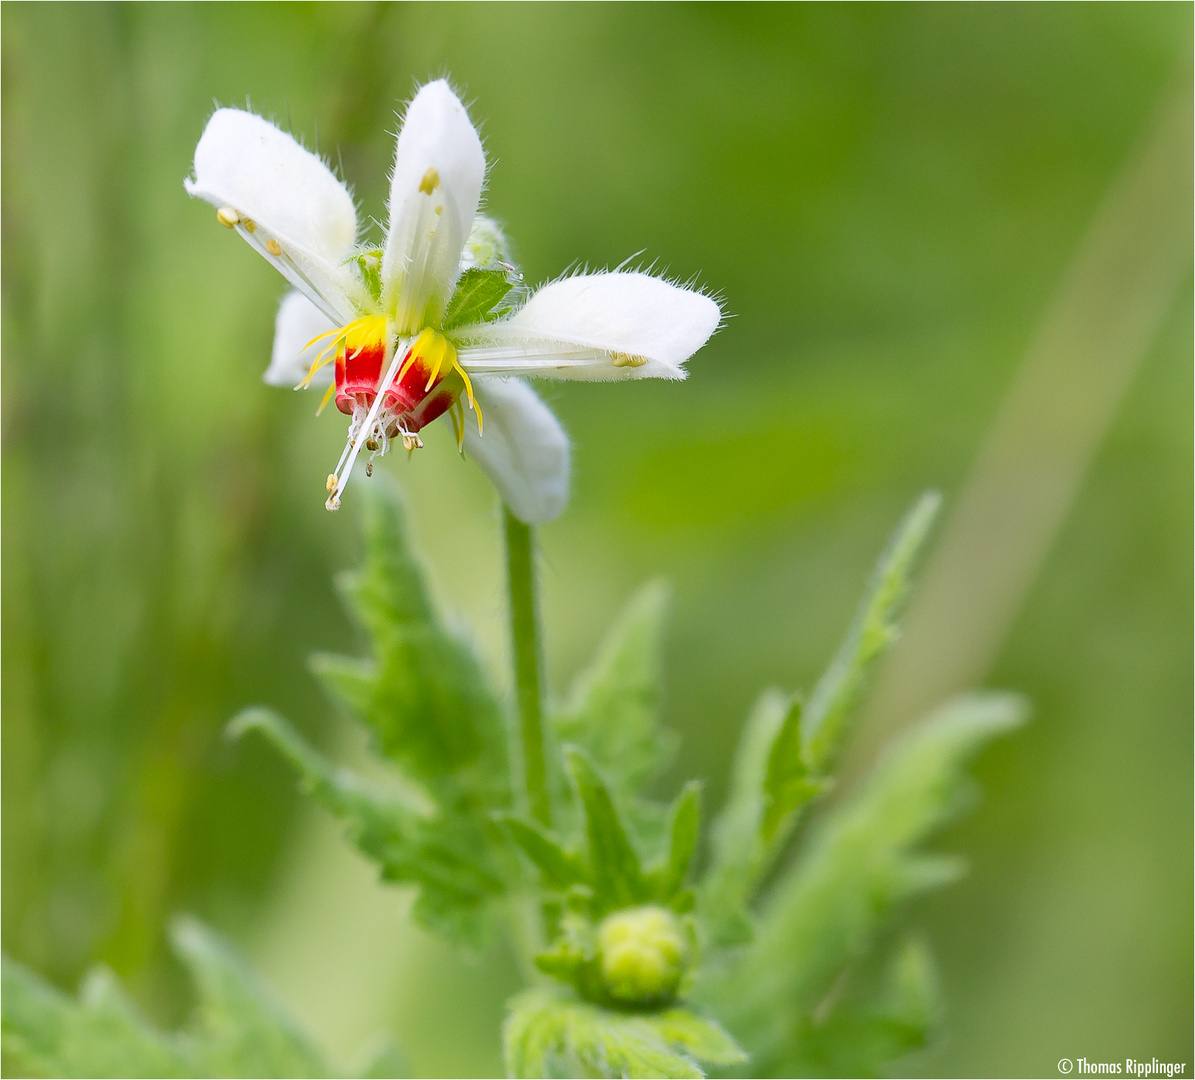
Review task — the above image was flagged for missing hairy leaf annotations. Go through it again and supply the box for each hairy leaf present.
[442,267,516,329]
[496,813,587,891]
[778,935,942,1078]
[1,919,372,1079]
[1,958,195,1078]
[171,916,330,1078]
[653,782,702,901]
[704,692,1024,1074]
[505,990,742,1079]
[230,709,505,946]
[699,689,789,945]
[316,480,506,794]
[555,582,676,798]
[801,491,941,771]
[566,747,649,911]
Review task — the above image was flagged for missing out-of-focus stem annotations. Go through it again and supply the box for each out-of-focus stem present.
[504,508,552,827]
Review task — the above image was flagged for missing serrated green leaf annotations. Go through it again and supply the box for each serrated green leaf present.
[699,688,788,944]
[653,782,702,900]
[1,956,196,1078]
[442,267,515,330]
[566,747,648,911]
[801,491,941,771]
[229,708,503,944]
[760,696,828,845]
[645,1010,747,1067]
[770,935,942,1078]
[703,692,1024,1074]
[321,480,506,791]
[497,814,588,891]
[504,990,705,1079]
[171,916,331,1079]
[555,582,676,798]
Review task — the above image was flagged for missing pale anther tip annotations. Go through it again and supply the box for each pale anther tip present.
[325,496,341,512]
[265,238,282,256]
[216,207,239,228]
[325,473,337,493]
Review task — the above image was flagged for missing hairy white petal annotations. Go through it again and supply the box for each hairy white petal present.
[382,80,485,332]
[454,271,721,381]
[265,291,337,388]
[453,378,569,523]
[185,108,364,321]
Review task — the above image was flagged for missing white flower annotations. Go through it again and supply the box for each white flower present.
[186,79,721,522]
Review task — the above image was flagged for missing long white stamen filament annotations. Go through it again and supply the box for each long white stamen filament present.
[326,336,410,511]
[456,344,612,373]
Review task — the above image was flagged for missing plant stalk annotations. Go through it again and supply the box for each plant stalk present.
[504,508,552,827]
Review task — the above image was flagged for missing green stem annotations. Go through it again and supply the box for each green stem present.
[504,508,551,827]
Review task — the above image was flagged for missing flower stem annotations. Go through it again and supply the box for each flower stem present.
[503,508,551,827]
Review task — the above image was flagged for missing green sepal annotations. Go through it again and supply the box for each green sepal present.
[442,267,516,330]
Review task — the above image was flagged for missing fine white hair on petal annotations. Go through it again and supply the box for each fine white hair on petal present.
[453,377,570,523]
[454,271,722,381]
[265,291,337,388]
[185,108,364,321]
[382,80,486,333]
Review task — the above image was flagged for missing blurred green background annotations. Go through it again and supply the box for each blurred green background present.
[3,3,1190,1077]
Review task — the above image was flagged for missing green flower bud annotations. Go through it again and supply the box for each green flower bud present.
[596,905,689,1006]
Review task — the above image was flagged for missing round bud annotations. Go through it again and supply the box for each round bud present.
[596,905,688,1006]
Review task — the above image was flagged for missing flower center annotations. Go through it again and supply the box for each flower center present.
[317,321,483,512]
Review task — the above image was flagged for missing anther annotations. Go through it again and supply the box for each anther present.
[325,495,341,512]
[326,473,337,493]
[265,238,282,256]
[611,352,649,368]
[242,219,257,233]
[402,433,423,452]
[216,207,239,228]
[365,436,379,451]
[365,462,373,477]
[419,167,440,194]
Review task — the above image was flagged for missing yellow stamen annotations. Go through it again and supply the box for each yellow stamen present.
[611,351,648,368]
[216,206,239,228]
[419,167,440,194]
[265,238,282,256]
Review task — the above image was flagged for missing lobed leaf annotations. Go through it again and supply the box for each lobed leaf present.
[566,747,649,912]
[801,491,941,772]
[317,480,506,794]
[703,692,1024,1075]
[496,813,588,892]
[1,957,195,1078]
[230,708,504,946]
[653,782,702,901]
[505,990,738,1079]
